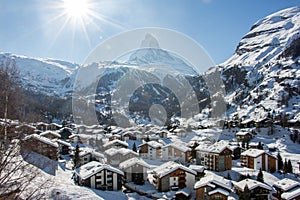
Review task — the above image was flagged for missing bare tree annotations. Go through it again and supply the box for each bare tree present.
[0,140,53,199]
[0,58,21,146]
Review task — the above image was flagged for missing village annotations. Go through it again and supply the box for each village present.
[1,117,300,200]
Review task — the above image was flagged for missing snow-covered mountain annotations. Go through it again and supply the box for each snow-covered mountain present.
[219,6,300,122]
[1,6,300,125]
[0,52,79,97]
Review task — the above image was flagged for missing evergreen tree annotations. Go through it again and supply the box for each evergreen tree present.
[239,184,251,200]
[277,152,283,171]
[287,159,293,173]
[257,168,264,183]
[132,142,137,152]
[73,144,80,169]
[257,141,263,150]
[227,172,232,180]
[284,159,288,173]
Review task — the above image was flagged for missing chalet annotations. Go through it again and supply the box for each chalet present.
[139,141,163,160]
[49,123,62,131]
[69,134,82,144]
[119,157,150,185]
[121,131,137,141]
[236,131,252,142]
[79,150,105,166]
[105,148,138,167]
[156,130,169,138]
[240,119,256,128]
[15,124,37,136]
[40,130,61,140]
[273,178,300,200]
[108,134,121,141]
[233,178,272,199]
[152,161,196,192]
[173,128,187,137]
[196,141,232,171]
[161,143,192,163]
[241,149,277,172]
[103,139,128,150]
[22,134,58,160]
[194,174,234,200]
[175,189,192,200]
[74,161,124,191]
[36,122,49,131]
[188,165,205,180]
[54,139,71,155]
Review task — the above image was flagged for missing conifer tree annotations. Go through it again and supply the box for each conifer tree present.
[257,168,264,183]
[277,152,283,171]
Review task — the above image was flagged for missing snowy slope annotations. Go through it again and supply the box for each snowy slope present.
[219,6,300,122]
[0,52,79,97]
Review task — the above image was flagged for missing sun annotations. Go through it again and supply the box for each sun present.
[63,0,91,19]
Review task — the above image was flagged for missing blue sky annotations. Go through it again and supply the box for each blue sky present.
[0,0,299,64]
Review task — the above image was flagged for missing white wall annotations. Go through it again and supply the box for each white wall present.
[113,173,118,190]
[186,172,195,189]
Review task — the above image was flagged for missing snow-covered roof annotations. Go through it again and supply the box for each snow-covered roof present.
[281,187,300,200]
[139,141,163,149]
[233,178,272,191]
[24,134,59,148]
[236,131,251,136]
[189,165,205,173]
[195,140,231,154]
[15,124,36,129]
[194,174,232,191]
[241,149,267,158]
[103,139,128,148]
[105,147,138,157]
[153,161,196,178]
[40,130,61,138]
[162,143,191,152]
[75,161,124,180]
[208,188,230,196]
[273,178,300,191]
[54,139,71,147]
[119,157,150,170]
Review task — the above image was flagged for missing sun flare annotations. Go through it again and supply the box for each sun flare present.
[63,0,91,18]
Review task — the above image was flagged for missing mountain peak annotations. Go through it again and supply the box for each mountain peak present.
[140,33,160,49]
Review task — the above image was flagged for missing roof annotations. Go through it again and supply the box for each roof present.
[163,143,191,152]
[241,149,265,158]
[233,178,272,191]
[153,161,196,178]
[105,147,138,157]
[119,157,150,170]
[103,139,128,148]
[54,139,71,147]
[189,165,205,173]
[236,131,251,136]
[195,140,231,154]
[273,178,300,192]
[24,134,59,148]
[40,130,61,138]
[75,161,124,180]
[139,141,163,149]
[194,174,232,191]
[208,188,230,196]
[281,187,300,200]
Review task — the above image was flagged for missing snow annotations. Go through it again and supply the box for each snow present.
[24,134,59,148]
[40,130,61,138]
[241,149,265,158]
[194,174,232,191]
[103,139,129,148]
[233,178,272,191]
[75,161,124,180]
[208,188,229,196]
[274,178,300,191]
[119,157,150,170]
[153,161,196,178]
[281,187,300,200]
